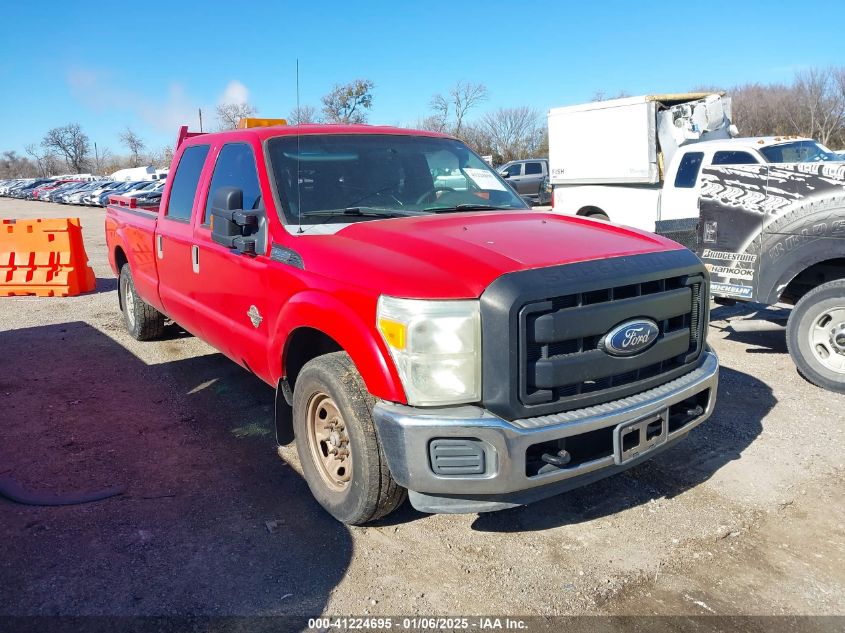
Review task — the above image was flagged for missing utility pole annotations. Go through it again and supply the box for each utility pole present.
[198,108,203,132]
[94,142,100,175]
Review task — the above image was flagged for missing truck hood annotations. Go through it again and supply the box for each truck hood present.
[295,211,685,299]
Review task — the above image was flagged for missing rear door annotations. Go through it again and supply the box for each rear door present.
[192,141,271,371]
[155,143,211,334]
[520,161,546,195]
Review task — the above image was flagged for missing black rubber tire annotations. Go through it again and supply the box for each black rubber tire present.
[118,263,165,341]
[292,352,406,524]
[786,279,845,394]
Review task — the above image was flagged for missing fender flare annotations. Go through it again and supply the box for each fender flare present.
[761,244,845,305]
[267,290,406,403]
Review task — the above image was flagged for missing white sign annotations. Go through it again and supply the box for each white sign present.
[463,168,507,191]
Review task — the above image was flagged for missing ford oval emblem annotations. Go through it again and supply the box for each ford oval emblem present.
[602,319,660,356]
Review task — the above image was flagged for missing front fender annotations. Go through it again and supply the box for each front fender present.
[268,290,406,403]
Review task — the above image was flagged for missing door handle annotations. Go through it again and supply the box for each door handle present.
[191,245,200,274]
[156,234,163,259]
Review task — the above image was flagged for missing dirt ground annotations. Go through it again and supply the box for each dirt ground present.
[1,198,843,620]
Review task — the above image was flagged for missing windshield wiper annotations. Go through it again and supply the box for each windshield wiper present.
[299,206,423,218]
[423,203,507,213]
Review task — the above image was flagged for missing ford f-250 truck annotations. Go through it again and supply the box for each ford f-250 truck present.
[105,120,719,524]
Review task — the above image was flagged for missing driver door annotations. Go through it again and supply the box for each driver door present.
[192,141,271,372]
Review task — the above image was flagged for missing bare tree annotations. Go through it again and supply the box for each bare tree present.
[42,123,90,173]
[785,67,845,146]
[119,127,146,167]
[0,151,37,179]
[148,145,174,169]
[288,104,319,125]
[481,107,544,163]
[216,102,258,130]
[428,94,450,132]
[321,79,375,124]
[25,144,56,177]
[428,82,489,136]
[592,90,631,102]
[459,123,496,157]
[451,82,488,136]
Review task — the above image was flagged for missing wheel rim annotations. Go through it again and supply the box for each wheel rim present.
[808,306,845,374]
[122,276,136,328]
[305,392,352,491]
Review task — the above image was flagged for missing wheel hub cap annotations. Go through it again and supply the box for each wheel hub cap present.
[123,278,136,327]
[809,307,845,374]
[305,393,352,491]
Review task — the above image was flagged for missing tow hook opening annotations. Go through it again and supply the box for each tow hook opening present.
[525,426,615,477]
[524,388,712,478]
[667,390,710,433]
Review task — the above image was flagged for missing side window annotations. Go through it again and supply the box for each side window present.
[502,164,521,177]
[673,152,704,188]
[712,151,758,165]
[524,162,543,175]
[165,144,210,221]
[203,143,262,224]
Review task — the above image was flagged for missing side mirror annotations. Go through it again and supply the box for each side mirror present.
[500,171,510,179]
[210,187,265,256]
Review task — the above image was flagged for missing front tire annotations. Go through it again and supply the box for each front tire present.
[119,263,165,341]
[786,279,845,393]
[293,352,406,524]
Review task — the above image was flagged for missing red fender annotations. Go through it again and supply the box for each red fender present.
[267,290,406,403]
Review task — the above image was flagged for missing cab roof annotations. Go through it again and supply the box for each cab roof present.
[177,123,452,149]
[694,135,815,149]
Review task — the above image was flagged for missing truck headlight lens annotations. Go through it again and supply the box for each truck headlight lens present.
[377,296,481,406]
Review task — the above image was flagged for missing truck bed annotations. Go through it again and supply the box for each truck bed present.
[104,195,161,311]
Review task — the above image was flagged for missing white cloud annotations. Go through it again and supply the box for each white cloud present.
[65,66,228,134]
[219,80,250,106]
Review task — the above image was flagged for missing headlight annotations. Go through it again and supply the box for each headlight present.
[377,296,481,406]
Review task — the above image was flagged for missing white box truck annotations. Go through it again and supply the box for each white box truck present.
[548,93,737,233]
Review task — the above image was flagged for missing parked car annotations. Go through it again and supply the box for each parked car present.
[497,159,549,200]
[99,180,147,206]
[61,180,107,204]
[84,181,121,205]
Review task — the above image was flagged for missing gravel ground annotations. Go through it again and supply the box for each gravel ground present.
[1,198,843,618]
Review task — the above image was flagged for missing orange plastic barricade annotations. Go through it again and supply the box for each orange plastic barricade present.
[0,218,96,297]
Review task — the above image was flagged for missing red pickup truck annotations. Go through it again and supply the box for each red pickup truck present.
[105,121,719,524]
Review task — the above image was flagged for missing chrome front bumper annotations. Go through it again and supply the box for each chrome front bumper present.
[372,351,719,514]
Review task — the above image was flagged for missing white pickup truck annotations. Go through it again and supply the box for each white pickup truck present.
[557,133,839,245]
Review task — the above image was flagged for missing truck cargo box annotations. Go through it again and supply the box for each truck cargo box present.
[548,93,734,186]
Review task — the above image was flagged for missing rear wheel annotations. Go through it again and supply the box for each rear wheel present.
[293,352,406,524]
[119,263,165,341]
[786,279,845,393]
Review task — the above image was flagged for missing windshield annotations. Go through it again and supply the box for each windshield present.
[266,134,527,225]
[760,140,840,163]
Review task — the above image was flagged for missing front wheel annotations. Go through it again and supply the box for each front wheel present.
[292,352,406,524]
[786,279,845,393]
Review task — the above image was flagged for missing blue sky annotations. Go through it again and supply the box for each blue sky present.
[1,0,843,158]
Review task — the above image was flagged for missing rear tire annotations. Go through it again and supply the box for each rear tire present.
[786,279,845,394]
[119,263,165,341]
[293,352,406,524]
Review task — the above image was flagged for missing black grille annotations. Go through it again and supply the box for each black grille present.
[479,250,709,421]
[521,276,705,407]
